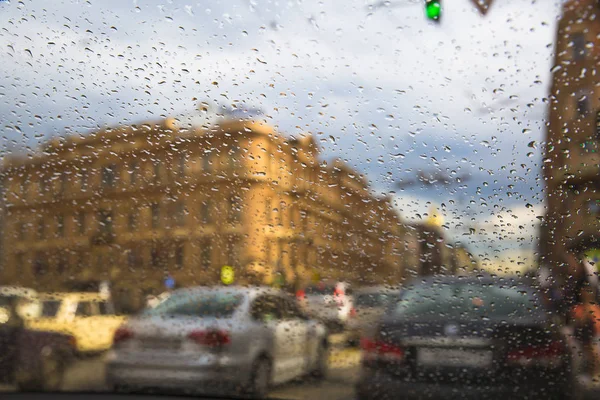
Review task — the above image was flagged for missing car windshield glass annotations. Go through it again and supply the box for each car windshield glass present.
[40,300,61,317]
[394,283,543,321]
[141,292,244,318]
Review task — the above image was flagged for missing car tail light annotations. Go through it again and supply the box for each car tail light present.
[68,335,77,349]
[296,289,306,300]
[506,341,565,367]
[350,307,357,318]
[361,337,405,363]
[188,329,231,347]
[113,327,134,345]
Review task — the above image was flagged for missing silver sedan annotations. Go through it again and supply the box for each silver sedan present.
[105,286,329,398]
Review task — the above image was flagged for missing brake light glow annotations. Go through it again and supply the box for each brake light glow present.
[361,337,405,362]
[113,327,134,345]
[506,341,565,368]
[188,329,231,347]
[350,307,357,318]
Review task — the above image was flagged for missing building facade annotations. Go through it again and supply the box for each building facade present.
[541,0,600,281]
[0,117,408,310]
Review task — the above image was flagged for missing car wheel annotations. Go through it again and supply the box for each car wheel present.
[249,357,271,399]
[311,343,328,379]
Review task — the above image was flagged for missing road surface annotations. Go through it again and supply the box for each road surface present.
[2,334,599,399]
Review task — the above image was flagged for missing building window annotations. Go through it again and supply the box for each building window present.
[151,203,160,229]
[98,210,113,234]
[77,211,86,235]
[15,253,24,270]
[201,200,212,224]
[37,218,45,240]
[151,245,160,267]
[572,32,586,61]
[129,161,138,185]
[57,214,64,238]
[127,248,139,268]
[102,164,117,188]
[80,169,88,191]
[34,252,46,275]
[228,195,241,223]
[228,145,240,170]
[59,173,67,197]
[226,237,240,267]
[265,198,272,224]
[175,202,186,227]
[175,243,184,269]
[201,240,211,269]
[178,155,186,177]
[577,94,589,118]
[39,177,48,195]
[128,212,137,232]
[21,179,29,196]
[153,161,161,184]
[57,252,67,274]
[202,153,211,172]
[17,222,25,241]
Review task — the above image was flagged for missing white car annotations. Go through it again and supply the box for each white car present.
[106,286,329,398]
[27,292,125,354]
[298,281,354,332]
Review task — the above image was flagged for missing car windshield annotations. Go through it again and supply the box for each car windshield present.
[394,282,543,321]
[305,285,337,296]
[141,292,244,318]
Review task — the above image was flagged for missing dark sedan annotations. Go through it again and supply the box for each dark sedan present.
[355,276,579,400]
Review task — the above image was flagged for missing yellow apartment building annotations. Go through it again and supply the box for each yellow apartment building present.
[0,116,408,310]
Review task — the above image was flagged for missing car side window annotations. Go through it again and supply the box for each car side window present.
[97,301,115,316]
[282,297,303,320]
[75,301,94,317]
[250,295,282,323]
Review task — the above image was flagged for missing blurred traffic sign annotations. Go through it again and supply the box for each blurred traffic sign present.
[221,266,235,285]
[470,0,494,15]
[165,276,175,290]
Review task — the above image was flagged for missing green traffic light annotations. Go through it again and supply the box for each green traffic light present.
[425,1,441,21]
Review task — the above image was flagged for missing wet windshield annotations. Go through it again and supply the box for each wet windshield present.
[2,0,600,398]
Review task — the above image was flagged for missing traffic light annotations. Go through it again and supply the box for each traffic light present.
[425,0,441,22]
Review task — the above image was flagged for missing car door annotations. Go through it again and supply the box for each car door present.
[281,296,310,377]
[91,300,123,351]
[250,294,294,384]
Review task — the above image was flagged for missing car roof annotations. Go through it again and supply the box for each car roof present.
[354,285,401,294]
[39,292,110,301]
[0,286,39,299]
[166,285,285,300]
[402,275,538,291]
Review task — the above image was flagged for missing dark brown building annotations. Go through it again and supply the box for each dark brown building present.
[541,0,600,281]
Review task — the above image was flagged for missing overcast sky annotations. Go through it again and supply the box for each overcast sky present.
[0,0,565,261]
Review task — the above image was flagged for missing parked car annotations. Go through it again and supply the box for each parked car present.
[27,292,126,354]
[298,281,354,332]
[346,286,401,346]
[106,286,328,398]
[355,276,579,400]
[0,288,76,391]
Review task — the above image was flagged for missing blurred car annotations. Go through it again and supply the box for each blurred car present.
[355,276,578,400]
[298,281,354,332]
[106,286,328,398]
[0,287,76,391]
[27,292,125,354]
[346,286,401,346]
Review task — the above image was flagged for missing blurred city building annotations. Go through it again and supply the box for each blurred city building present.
[541,0,600,282]
[0,116,409,311]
